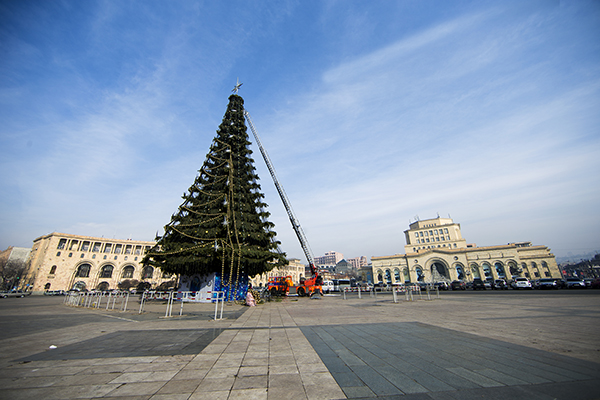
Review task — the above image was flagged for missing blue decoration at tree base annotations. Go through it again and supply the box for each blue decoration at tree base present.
[214,272,248,302]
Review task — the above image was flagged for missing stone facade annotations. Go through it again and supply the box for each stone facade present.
[373,217,560,284]
[23,232,171,294]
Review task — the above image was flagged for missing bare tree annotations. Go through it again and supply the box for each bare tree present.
[0,247,28,291]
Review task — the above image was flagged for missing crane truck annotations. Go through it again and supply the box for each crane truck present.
[244,110,323,298]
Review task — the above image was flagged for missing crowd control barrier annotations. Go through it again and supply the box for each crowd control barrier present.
[138,290,226,320]
[342,284,440,302]
[64,291,131,311]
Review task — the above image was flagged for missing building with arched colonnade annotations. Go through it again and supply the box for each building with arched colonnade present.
[22,232,172,294]
[372,217,560,285]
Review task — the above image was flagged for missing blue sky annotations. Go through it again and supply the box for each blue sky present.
[1,0,599,262]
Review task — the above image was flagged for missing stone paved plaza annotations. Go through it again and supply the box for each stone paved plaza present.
[0,290,599,399]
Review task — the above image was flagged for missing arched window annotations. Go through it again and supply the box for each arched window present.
[122,266,135,279]
[394,269,401,282]
[508,261,520,278]
[470,264,481,279]
[44,283,51,290]
[415,267,424,282]
[75,264,91,278]
[455,264,465,280]
[494,262,506,278]
[97,281,109,291]
[403,268,410,283]
[482,263,492,280]
[142,266,154,279]
[100,265,113,278]
[384,270,392,284]
[49,265,57,274]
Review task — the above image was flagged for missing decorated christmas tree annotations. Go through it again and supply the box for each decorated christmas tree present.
[143,92,287,299]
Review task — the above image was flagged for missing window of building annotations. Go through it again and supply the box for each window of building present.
[447,236,450,240]
[81,241,90,251]
[114,244,122,254]
[544,271,551,277]
[125,245,132,255]
[441,236,445,241]
[114,256,117,260]
[92,242,101,252]
[414,233,419,238]
[134,246,141,255]
[45,283,51,290]
[56,251,61,256]
[92,254,96,259]
[57,239,67,250]
[444,228,448,234]
[80,253,84,258]
[103,255,107,260]
[68,252,73,257]
[104,244,112,253]
[49,265,57,274]
[122,266,135,279]
[69,240,78,250]
[75,264,91,278]
[142,266,154,279]
[100,265,113,278]
[420,232,423,237]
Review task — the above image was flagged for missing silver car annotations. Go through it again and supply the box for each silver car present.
[565,278,586,289]
[512,278,532,290]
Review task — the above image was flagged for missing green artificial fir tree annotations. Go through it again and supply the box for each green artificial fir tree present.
[143,94,287,298]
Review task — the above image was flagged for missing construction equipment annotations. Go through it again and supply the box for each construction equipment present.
[244,110,323,297]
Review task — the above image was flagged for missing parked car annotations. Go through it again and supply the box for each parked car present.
[0,290,31,298]
[472,278,486,290]
[535,278,558,290]
[511,278,532,290]
[322,281,334,293]
[434,282,449,291]
[565,278,586,289]
[590,278,600,289]
[451,281,466,290]
[492,279,508,290]
[44,290,66,296]
[584,279,593,288]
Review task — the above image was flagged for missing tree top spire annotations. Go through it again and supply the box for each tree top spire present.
[232,78,243,94]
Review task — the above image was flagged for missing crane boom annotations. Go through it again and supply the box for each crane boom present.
[244,110,317,275]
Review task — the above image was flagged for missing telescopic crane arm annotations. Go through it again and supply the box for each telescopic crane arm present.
[244,110,318,277]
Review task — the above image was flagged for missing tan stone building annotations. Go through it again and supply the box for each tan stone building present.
[372,217,561,284]
[24,232,172,294]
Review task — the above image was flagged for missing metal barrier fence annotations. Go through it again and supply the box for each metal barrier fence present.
[65,290,227,320]
[64,291,130,311]
[342,285,440,302]
[139,290,226,320]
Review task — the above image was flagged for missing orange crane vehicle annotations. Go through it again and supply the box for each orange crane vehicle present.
[245,110,323,298]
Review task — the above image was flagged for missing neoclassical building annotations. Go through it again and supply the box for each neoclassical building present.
[24,232,171,294]
[372,217,560,284]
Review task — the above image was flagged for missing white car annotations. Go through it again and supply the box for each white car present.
[512,278,532,290]
[321,281,334,293]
